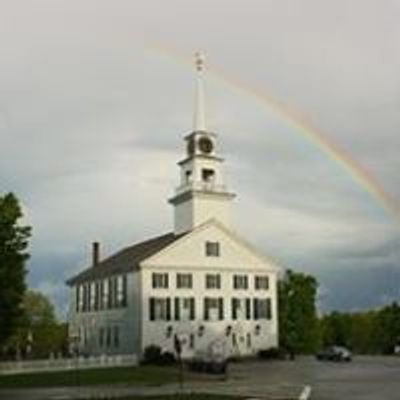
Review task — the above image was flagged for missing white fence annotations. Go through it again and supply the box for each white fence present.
[0,354,138,376]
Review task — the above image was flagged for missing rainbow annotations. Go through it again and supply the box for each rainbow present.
[147,42,400,222]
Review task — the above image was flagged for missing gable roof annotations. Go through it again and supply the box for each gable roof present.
[66,232,186,286]
[142,219,282,272]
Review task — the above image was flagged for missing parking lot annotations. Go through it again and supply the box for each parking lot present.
[1,356,399,399]
[227,355,400,399]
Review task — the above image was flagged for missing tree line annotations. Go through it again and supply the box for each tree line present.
[0,193,67,360]
[279,269,400,355]
[1,192,399,360]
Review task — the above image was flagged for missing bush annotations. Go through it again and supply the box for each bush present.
[142,345,176,365]
[258,347,286,360]
[159,351,176,365]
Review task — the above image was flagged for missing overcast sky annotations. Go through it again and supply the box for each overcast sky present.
[1,0,399,316]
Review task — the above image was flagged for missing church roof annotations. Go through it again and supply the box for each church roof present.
[66,232,186,286]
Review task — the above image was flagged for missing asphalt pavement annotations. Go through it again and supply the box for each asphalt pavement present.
[1,356,399,400]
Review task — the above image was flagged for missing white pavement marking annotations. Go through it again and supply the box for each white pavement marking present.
[299,385,312,400]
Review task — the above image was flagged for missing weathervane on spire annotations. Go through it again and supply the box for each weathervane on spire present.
[195,51,205,72]
[193,51,206,131]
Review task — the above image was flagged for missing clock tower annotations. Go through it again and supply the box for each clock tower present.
[169,53,236,235]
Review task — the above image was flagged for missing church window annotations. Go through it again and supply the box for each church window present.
[113,326,120,348]
[107,277,113,308]
[255,276,269,290]
[206,273,221,289]
[174,297,195,321]
[189,333,195,349]
[81,285,85,312]
[99,327,104,347]
[253,298,272,320]
[185,170,192,183]
[116,275,127,307]
[246,333,252,348]
[232,333,237,347]
[103,279,109,310]
[149,297,171,321]
[94,281,100,311]
[106,327,111,348]
[82,284,89,312]
[177,273,192,289]
[232,298,249,319]
[76,285,83,312]
[204,297,224,321]
[233,275,248,290]
[205,241,220,257]
[90,283,96,311]
[152,273,169,289]
[112,277,118,308]
[201,168,215,183]
[81,326,87,346]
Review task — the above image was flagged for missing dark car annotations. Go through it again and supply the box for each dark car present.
[316,346,352,362]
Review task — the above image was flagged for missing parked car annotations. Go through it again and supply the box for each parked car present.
[316,346,352,362]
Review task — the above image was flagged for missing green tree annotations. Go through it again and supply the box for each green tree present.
[0,193,31,348]
[375,302,400,354]
[279,270,319,355]
[320,311,352,348]
[10,290,67,358]
[320,303,400,355]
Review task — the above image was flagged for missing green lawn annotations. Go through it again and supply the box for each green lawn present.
[117,396,241,400]
[0,365,178,389]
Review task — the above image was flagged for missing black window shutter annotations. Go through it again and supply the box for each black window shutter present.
[246,298,251,320]
[267,298,272,320]
[204,298,209,320]
[232,298,237,320]
[253,298,258,320]
[76,287,79,312]
[190,298,195,320]
[122,275,128,307]
[218,297,224,320]
[166,298,171,321]
[174,298,180,321]
[149,297,155,321]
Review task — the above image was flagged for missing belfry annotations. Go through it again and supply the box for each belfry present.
[169,53,236,234]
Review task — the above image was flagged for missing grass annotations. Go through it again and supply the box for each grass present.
[114,396,241,400]
[0,365,178,389]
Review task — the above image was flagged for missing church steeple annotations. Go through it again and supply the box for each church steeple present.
[193,52,206,131]
[168,53,236,235]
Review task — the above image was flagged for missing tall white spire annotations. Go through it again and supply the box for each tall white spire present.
[193,52,206,131]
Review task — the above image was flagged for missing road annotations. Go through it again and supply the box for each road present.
[1,356,399,399]
[227,355,400,400]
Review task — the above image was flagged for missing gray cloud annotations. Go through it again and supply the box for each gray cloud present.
[1,0,399,316]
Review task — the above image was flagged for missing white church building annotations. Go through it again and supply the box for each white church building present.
[67,54,281,359]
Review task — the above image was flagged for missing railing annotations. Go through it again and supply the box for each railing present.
[174,181,228,196]
[0,354,138,376]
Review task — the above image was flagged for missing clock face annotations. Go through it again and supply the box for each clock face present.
[187,138,195,155]
[198,137,213,154]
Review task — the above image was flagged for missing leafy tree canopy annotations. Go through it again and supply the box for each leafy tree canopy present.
[0,193,31,347]
[279,269,319,354]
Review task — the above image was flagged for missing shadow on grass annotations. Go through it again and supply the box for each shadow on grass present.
[0,365,178,389]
